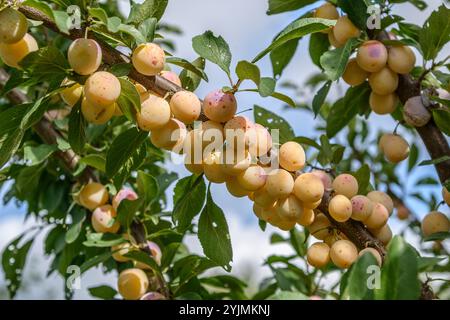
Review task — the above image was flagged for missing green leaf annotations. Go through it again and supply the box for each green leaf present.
[198,190,233,270]
[236,60,261,86]
[309,32,330,68]
[180,57,206,91]
[408,144,419,172]
[326,82,371,137]
[89,7,108,24]
[79,154,106,172]
[107,17,121,33]
[418,256,445,271]
[337,0,368,30]
[423,232,450,242]
[320,38,359,81]
[192,31,232,75]
[80,251,113,274]
[166,57,209,81]
[109,63,132,77]
[259,77,276,97]
[137,170,159,209]
[354,164,371,194]
[116,78,141,122]
[83,233,125,248]
[105,127,148,178]
[53,11,71,35]
[253,18,336,63]
[173,174,207,232]
[139,18,157,42]
[268,291,309,300]
[23,0,55,20]
[116,198,142,230]
[340,252,378,300]
[125,250,161,275]
[240,89,296,107]
[254,105,295,144]
[419,5,450,61]
[293,136,321,149]
[89,285,117,300]
[65,207,86,244]
[117,24,146,45]
[15,164,44,198]
[127,0,168,24]
[267,0,316,15]
[68,99,86,154]
[432,109,450,136]
[312,80,331,116]
[419,156,450,166]
[271,39,298,77]
[23,144,57,165]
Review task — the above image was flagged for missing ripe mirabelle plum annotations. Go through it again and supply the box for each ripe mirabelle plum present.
[226,178,250,198]
[371,224,392,245]
[253,187,277,209]
[0,33,38,68]
[296,207,315,226]
[367,190,394,215]
[332,173,358,198]
[203,90,237,123]
[311,170,333,190]
[252,203,265,220]
[314,3,339,33]
[91,205,120,233]
[328,30,345,48]
[387,45,416,74]
[307,243,330,268]
[324,232,348,247]
[276,195,303,221]
[132,43,165,76]
[137,94,171,131]
[68,38,102,75]
[248,124,272,157]
[279,141,306,172]
[0,8,28,44]
[184,158,204,175]
[304,199,321,209]
[118,268,149,300]
[265,169,295,199]
[84,71,121,107]
[293,173,324,203]
[79,182,109,211]
[81,98,115,124]
[112,242,133,262]
[150,118,187,151]
[421,211,450,237]
[342,58,369,86]
[237,165,267,191]
[369,92,398,115]
[160,70,181,86]
[358,247,382,266]
[169,91,201,124]
[403,96,431,127]
[221,149,251,176]
[364,203,389,230]
[140,292,166,300]
[60,80,83,107]
[442,187,450,206]
[397,205,410,220]
[276,218,296,231]
[379,133,409,163]
[356,40,388,73]
[328,195,352,222]
[260,206,282,226]
[224,116,255,148]
[350,195,373,221]
[135,241,162,268]
[333,16,361,45]
[203,151,229,184]
[368,67,399,95]
[330,240,358,269]
[112,188,138,210]
[195,120,224,152]
[308,213,331,240]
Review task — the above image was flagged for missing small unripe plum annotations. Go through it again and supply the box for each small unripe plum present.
[421,211,450,237]
[118,268,149,300]
[161,70,181,86]
[276,195,303,221]
[358,247,382,266]
[221,150,251,176]
[140,292,166,300]
[237,165,267,191]
[367,191,394,215]
[265,169,295,199]
[356,40,388,73]
[253,187,277,209]
[308,213,331,240]
[279,141,306,172]
[314,3,339,20]
[333,16,361,45]
[203,151,230,184]
[68,38,102,75]
[203,90,237,123]
[328,30,345,48]
[442,187,450,206]
[60,80,83,107]
[351,195,373,221]
[387,45,416,74]
[307,242,330,268]
[364,203,389,230]
[81,98,115,124]
[84,71,121,107]
[371,224,392,245]
[311,170,333,190]
[170,91,201,124]
[369,92,398,115]
[132,43,165,76]
[150,118,187,151]
[248,124,272,157]
[112,188,138,210]
[0,8,28,44]
[226,178,250,198]
[0,33,38,68]
[368,67,399,95]
[343,58,369,86]
[329,195,352,222]
[296,207,315,226]
[91,205,120,234]
[330,239,358,269]
[294,173,324,203]
[332,174,358,198]
[112,242,133,262]
[79,182,109,211]
[403,96,431,127]
[379,133,409,163]
[137,94,171,131]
